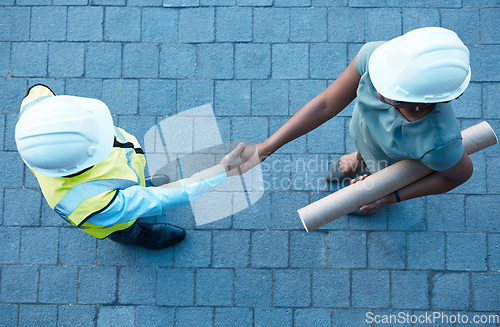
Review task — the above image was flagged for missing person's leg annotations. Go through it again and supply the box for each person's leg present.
[107,220,186,249]
[325,151,367,182]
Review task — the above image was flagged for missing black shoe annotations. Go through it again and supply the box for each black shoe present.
[136,222,186,249]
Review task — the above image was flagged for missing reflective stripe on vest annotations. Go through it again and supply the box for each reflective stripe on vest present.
[53,127,142,226]
[114,127,141,183]
[52,131,143,228]
[53,178,138,222]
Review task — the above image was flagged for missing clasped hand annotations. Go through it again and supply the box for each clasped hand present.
[219,142,267,177]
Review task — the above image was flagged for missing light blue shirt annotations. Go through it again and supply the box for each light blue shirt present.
[86,165,227,228]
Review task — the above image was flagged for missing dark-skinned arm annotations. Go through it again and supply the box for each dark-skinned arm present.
[357,151,474,213]
[240,55,360,166]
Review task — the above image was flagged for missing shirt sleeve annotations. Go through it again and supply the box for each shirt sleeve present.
[420,139,464,171]
[86,164,227,227]
[355,41,386,76]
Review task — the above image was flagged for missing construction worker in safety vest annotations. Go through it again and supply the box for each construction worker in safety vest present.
[15,84,247,249]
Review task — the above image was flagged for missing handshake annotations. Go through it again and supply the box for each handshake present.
[219,142,269,177]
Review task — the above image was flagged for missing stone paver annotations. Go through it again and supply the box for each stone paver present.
[0,1,498,326]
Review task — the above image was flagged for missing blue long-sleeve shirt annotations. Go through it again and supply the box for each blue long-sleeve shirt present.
[86,165,227,227]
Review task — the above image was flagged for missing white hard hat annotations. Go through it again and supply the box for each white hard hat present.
[15,95,114,177]
[369,27,471,103]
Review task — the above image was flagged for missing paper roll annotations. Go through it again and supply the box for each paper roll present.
[298,121,498,232]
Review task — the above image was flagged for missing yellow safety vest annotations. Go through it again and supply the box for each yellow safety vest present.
[20,85,147,238]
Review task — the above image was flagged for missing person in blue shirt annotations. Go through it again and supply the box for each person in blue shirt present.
[240,27,474,215]
[15,84,246,249]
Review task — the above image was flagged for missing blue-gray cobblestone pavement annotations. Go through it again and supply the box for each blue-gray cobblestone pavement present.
[0,0,499,326]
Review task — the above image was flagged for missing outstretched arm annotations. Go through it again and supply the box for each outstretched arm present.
[85,144,248,227]
[240,55,361,166]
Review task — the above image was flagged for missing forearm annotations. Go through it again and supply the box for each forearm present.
[385,152,473,205]
[385,170,468,205]
[161,164,226,191]
[263,56,360,156]
[263,97,333,155]
[86,165,227,227]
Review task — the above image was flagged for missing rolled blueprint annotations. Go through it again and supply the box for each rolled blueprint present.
[298,121,498,232]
